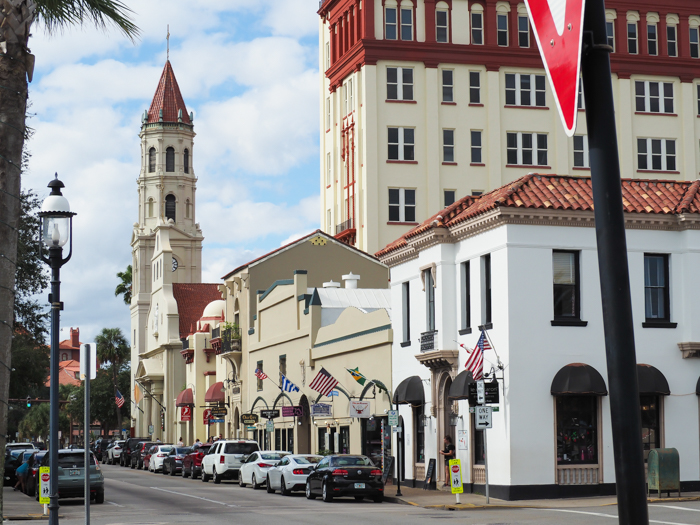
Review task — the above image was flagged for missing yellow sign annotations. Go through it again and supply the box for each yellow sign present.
[449,459,463,494]
[39,467,50,504]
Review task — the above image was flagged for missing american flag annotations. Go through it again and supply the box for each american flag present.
[464,331,491,381]
[309,367,339,397]
[115,389,125,408]
[254,368,268,380]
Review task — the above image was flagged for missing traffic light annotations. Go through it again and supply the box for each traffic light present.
[26,396,31,408]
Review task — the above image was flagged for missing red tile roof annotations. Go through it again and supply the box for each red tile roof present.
[45,360,81,387]
[147,61,191,124]
[172,283,222,338]
[376,174,700,258]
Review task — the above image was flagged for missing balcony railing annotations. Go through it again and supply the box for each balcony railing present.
[217,327,242,355]
[336,218,354,235]
[211,326,220,339]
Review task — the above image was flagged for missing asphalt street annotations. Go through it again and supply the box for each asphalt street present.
[7,464,700,524]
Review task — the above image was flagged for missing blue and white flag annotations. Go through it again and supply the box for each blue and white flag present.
[281,374,300,393]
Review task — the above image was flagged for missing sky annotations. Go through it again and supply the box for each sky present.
[23,0,322,344]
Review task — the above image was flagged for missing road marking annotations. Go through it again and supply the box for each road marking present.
[652,505,700,513]
[106,501,125,507]
[541,508,694,525]
[149,487,239,507]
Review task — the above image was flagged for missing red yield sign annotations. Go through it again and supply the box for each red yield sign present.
[525,0,586,136]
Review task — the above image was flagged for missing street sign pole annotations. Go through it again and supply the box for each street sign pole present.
[481,398,489,505]
[83,345,91,525]
[581,1,648,523]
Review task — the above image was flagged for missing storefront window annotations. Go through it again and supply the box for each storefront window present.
[340,426,350,454]
[640,395,660,462]
[318,427,336,454]
[274,428,295,452]
[414,407,425,463]
[556,396,598,464]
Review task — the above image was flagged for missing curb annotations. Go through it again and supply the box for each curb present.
[4,515,49,521]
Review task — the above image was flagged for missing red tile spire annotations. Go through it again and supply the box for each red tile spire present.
[147,60,191,124]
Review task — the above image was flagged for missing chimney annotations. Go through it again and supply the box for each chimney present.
[342,272,360,289]
[323,280,340,288]
[71,327,79,348]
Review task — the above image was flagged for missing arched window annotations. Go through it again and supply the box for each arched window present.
[184,149,190,174]
[185,199,191,219]
[148,147,156,172]
[147,198,154,218]
[165,194,176,221]
[166,147,175,172]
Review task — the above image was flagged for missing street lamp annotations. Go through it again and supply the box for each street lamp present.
[39,174,75,525]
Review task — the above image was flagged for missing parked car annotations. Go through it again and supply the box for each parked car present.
[23,451,47,497]
[305,454,384,503]
[121,438,150,467]
[36,450,104,503]
[142,445,156,471]
[6,443,37,453]
[93,440,108,462]
[162,447,192,476]
[148,445,173,473]
[4,450,34,487]
[182,444,211,479]
[238,451,289,489]
[106,440,125,465]
[132,442,155,469]
[201,440,259,483]
[266,454,322,495]
[32,442,46,451]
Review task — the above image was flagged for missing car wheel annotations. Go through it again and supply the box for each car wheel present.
[182,466,189,479]
[252,473,261,490]
[170,464,177,476]
[213,469,221,484]
[280,476,289,496]
[266,475,274,493]
[373,494,384,503]
[192,469,198,480]
[238,474,246,488]
[131,461,136,469]
[322,481,333,502]
[162,464,167,475]
[201,470,209,483]
[305,480,316,500]
[95,491,105,504]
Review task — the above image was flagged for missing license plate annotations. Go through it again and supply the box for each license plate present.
[354,483,365,489]
[69,470,80,476]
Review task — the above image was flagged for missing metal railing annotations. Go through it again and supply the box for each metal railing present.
[336,218,354,235]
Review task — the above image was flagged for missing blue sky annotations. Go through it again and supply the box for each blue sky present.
[23,1,322,343]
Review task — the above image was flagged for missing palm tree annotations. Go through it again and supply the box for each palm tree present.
[0,4,137,518]
[95,327,129,436]
[115,264,132,304]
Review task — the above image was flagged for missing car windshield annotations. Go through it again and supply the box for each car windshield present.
[224,443,258,455]
[331,456,374,467]
[175,448,190,455]
[294,456,322,464]
[260,452,288,460]
[58,453,94,468]
[196,445,211,453]
[159,447,173,453]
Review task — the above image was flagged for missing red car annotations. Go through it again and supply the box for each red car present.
[142,445,156,471]
[182,444,211,479]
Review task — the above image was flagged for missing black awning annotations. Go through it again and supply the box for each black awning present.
[393,376,424,406]
[448,369,475,400]
[551,363,608,396]
[637,364,670,395]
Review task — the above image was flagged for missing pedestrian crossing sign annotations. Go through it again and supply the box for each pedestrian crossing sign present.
[39,467,50,504]
[449,459,463,494]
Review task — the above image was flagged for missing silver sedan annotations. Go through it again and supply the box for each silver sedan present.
[266,454,323,495]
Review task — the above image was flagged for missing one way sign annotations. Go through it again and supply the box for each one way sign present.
[525,0,586,136]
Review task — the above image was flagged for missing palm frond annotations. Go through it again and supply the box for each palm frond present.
[36,0,140,42]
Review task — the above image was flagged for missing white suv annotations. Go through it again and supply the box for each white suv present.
[107,440,125,465]
[201,440,259,484]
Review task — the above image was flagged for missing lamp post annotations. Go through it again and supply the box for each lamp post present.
[39,174,75,525]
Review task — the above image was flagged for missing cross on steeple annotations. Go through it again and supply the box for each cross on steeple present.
[167,25,170,61]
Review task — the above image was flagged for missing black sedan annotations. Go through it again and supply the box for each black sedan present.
[162,447,192,476]
[305,454,384,503]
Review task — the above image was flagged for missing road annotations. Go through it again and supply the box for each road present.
[7,464,700,524]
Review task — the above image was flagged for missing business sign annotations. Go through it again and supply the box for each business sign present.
[468,380,499,406]
[420,330,437,352]
[261,409,280,420]
[449,459,463,494]
[310,403,332,417]
[180,406,192,422]
[349,400,371,418]
[388,410,399,427]
[457,430,468,450]
[475,406,493,430]
[210,419,225,424]
[39,467,50,504]
[241,413,259,425]
[281,405,303,417]
[210,407,228,418]
[203,408,212,425]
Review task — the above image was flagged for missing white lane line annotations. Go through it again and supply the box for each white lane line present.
[541,508,694,525]
[149,487,238,507]
[106,501,125,507]
[652,505,700,513]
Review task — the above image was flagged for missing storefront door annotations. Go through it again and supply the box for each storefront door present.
[362,417,390,469]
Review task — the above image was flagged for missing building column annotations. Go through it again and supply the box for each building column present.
[144,393,153,436]
[679,15,690,58]
[616,78,634,177]
[425,66,441,215]
[680,82,697,179]
[657,16,667,57]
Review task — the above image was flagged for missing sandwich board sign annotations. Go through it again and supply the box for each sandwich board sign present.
[524,0,586,136]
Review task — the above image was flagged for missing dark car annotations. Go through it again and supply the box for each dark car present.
[4,449,34,487]
[162,447,192,476]
[121,438,150,467]
[305,455,384,503]
[23,451,47,496]
[182,444,211,479]
[93,439,109,462]
[36,450,104,503]
[132,442,155,469]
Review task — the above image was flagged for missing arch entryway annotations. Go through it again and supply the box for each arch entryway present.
[436,371,455,484]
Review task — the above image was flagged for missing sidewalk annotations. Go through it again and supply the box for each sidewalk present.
[2,487,48,521]
[382,483,700,510]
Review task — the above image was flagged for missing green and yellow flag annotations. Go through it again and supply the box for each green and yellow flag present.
[346,367,367,386]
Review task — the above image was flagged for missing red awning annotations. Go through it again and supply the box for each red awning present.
[204,382,225,403]
[175,388,194,407]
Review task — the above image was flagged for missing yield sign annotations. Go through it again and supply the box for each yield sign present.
[525,0,586,136]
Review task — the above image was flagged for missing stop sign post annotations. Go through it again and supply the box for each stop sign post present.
[525,0,648,523]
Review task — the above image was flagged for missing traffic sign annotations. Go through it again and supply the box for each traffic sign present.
[476,380,485,404]
[449,459,463,494]
[266,420,274,433]
[525,0,586,136]
[475,406,492,429]
[39,467,50,504]
[388,410,399,427]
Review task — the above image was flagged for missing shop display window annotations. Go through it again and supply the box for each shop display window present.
[556,396,598,464]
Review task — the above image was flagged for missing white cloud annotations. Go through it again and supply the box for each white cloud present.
[262,0,321,38]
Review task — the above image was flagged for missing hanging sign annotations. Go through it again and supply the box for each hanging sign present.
[449,459,464,494]
[310,403,332,417]
[261,409,280,419]
[349,400,371,418]
[210,407,228,418]
[180,406,192,422]
[203,408,212,425]
[388,410,399,426]
[468,380,499,406]
[281,406,303,417]
[241,413,259,425]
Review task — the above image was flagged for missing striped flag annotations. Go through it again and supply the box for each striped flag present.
[309,367,339,397]
[281,374,300,393]
[255,368,268,380]
[115,389,125,408]
[464,331,491,381]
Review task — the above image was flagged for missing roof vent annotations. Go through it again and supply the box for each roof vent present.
[323,280,340,288]
[342,272,360,289]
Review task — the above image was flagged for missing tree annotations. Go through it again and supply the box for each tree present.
[0,4,138,519]
[17,402,69,443]
[95,328,129,432]
[114,264,132,305]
